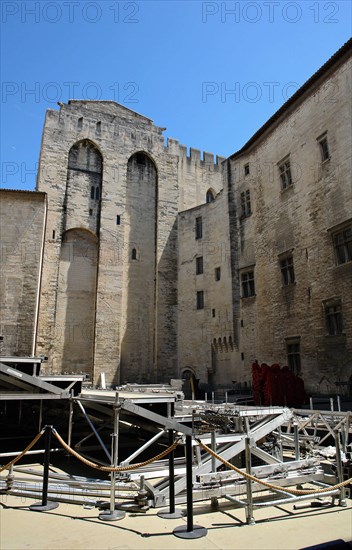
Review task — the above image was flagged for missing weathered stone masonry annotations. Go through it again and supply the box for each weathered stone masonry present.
[0,40,351,393]
[33,101,223,385]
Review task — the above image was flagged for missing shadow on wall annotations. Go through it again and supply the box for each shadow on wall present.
[120,152,157,385]
[57,229,98,377]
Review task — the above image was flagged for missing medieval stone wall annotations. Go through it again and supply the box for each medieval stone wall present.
[34,101,223,385]
[0,190,46,357]
[1,43,350,394]
[177,188,242,388]
[230,54,352,392]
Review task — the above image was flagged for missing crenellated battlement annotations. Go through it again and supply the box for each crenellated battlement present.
[165,137,225,167]
[47,103,226,168]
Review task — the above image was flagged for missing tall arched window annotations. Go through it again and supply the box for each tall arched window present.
[66,140,103,235]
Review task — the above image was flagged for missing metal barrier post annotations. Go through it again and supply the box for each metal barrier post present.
[334,430,347,507]
[30,425,59,511]
[158,430,184,519]
[99,394,125,521]
[173,435,207,539]
[67,392,74,449]
[245,436,255,525]
[294,423,300,460]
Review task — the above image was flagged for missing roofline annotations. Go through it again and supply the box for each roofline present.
[67,100,154,124]
[0,188,46,196]
[229,38,352,160]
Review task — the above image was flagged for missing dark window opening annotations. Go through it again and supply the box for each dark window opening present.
[241,190,251,218]
[325,301,343,335]
[89,209,93,216]
[206,189,215,203]
[333,227,352,265]
[215,267,221,281]
[195,216,202,239]
[319,136,330,162]
[212,308,216,318]
[241,271,255,298]
[132,248,137,260]
[96,121,101,135]
[279,157,293,190]
[244,163,250,176]
[95,187,100,200]
[116,215,121,225]
[241,352,244,360]
[90,186,95,199]
[77,117,83,130]
[52,230,56,239]
[196,256,203,275]
[286,339,301,375]
[196,290,204,310]
[135,153,146,165]
[280,255,295,285]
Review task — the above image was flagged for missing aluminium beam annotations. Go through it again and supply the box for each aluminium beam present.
[0,373,36,393]
[121,399,192,435]
[0,393,68,400]
[159,409,293,499]
[198,458,321,483]
[0,363,68,396]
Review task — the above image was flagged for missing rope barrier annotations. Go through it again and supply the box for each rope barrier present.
[1,429,351,498]
[52,429,180,472]
[0,430,45,473]
[197,439,352,496]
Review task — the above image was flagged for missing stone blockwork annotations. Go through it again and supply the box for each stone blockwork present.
[177,39,352,394]
[228,45,352,393]
[0,190,46,357]
[1,40,351,394]
[178,190,242,388]
[34,101,223,385]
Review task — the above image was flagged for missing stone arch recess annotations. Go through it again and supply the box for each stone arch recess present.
[53,228,98,378]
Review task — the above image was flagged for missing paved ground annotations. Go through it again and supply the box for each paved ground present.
[1,491,351,550]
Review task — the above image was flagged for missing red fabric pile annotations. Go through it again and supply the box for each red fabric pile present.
[252,362,306,406]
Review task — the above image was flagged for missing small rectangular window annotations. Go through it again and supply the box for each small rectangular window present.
[196,290,204,310]
[244,163,250,176]
[96,121,101,135]
[286,338,301,375]
[240,189,251,218]
[212,308,216,318]
[325,300,343,335]
[215,267,221,281]
[241,270,255,298]
[195,216,202,239]
[332,226,352,265]
[318,134,330,162]
[280,255,295,285]
[278,156,293,190]
[116,215,121,225]
[196,256,203,275]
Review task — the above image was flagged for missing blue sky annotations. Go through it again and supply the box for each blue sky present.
[1,0,351,190]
